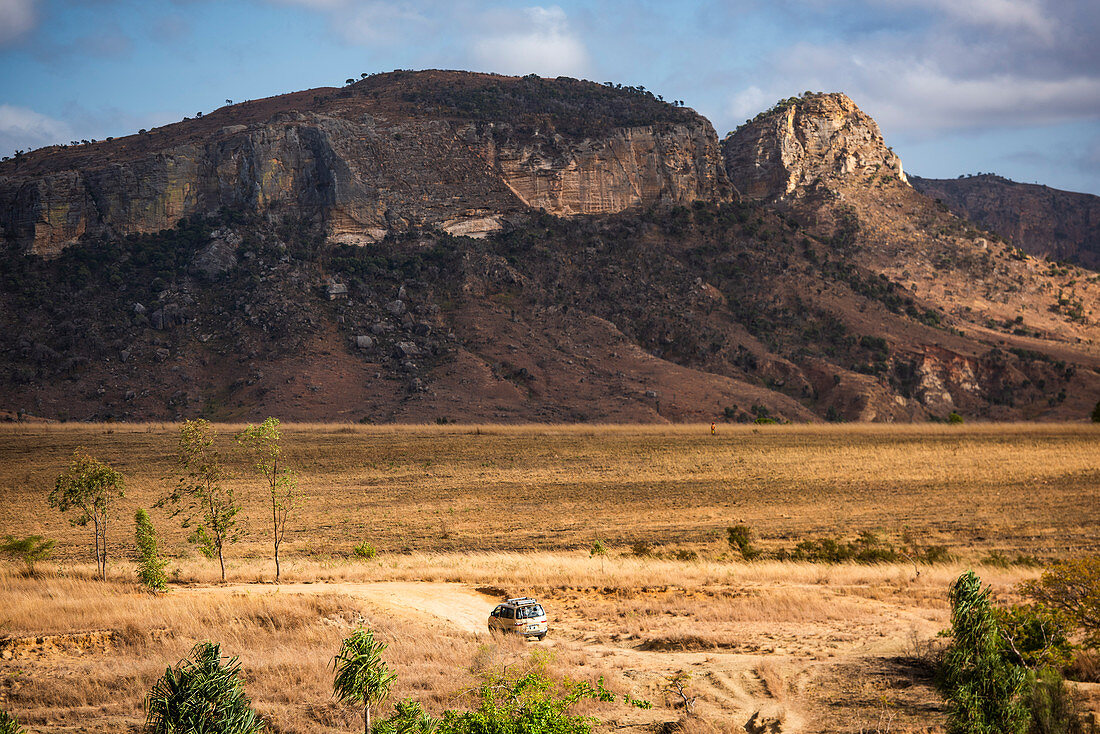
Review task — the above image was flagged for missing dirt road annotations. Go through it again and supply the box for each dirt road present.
[191,581,497,636]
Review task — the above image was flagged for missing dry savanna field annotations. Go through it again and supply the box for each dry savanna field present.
[1,422,1099,733]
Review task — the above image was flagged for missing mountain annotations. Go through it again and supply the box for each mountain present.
[1,72,1098,423]
[910,174,1100,270]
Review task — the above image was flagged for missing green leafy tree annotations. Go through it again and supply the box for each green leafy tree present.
[0,709,25,734]
[0,535,54,576]
[161,419,239,582]
[49,450,124,580]
[236,417,298,582]
[938,570,1029,734]
[1020,558,1100,648]
[134,508,169,593]
[332,628,397,734]
[144,642,265,734]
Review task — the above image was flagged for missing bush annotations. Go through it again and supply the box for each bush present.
[589,539,607,557]
[353,541,378,559]
[726,525,761,560]
[937,571,1028,734]
[997,605,1074,671]
[630,541,654,557]
[0,535,54,575]
[135,508,169,592]
[948,411,965,424]
[1025,668,1093,734]
[1091,400,1100,423]
[144,642,265,733]
[1020,558,1100,648]
[0,710,24,734]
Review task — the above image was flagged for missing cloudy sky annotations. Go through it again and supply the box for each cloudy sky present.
[1,0,1098,194]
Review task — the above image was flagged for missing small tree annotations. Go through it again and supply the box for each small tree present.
[49,450,124,580]
[134,509,169,593]
[333,628,397,734]
[144,642,265,733]
[236,417,298,582]
[727,524,762,560]
[1092,400,1100,423]
[161,419,239,582]
[938,570,1028,734]
[0,535,54,576]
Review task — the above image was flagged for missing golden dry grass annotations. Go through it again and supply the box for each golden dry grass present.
[0,423,1097,732]
[1,422,1098,571]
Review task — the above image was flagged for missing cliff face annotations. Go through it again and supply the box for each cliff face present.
[722,93,906,201]
[910,174,1100,269]
[0,73,729,257]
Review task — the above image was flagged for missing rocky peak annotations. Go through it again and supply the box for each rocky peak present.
[721,92,907,201]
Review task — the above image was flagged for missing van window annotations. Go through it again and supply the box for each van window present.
[502,608,515,619]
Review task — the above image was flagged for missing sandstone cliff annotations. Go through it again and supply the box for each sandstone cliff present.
[0,72,729,257]
[910,174,1100,269]
[722,93,907,201]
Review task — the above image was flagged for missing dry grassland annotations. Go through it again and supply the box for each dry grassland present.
[0,423,1098,733]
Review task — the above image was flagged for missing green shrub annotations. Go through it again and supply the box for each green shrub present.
[134,508,169,593]
[437,671,612,734]
[144,642,265,734]
[353,542,378,559]
[726,525,761,560]
[0,535,54,575]
[948,411,965,424]
[589,539,607,557]
[997,605,1074,671]
[1025,668,1093,734]
[1020,558,1100,648]
[0,710,25,734]
[937,571,1028,734]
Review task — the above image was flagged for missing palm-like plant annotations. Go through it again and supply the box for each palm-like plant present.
[144,642,264,734]
[333,628,397,734]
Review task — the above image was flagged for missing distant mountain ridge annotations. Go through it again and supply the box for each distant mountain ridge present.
[2,71,1099,423]
[910,174,1100,270]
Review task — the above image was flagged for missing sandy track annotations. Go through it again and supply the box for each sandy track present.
[183,581,499,636]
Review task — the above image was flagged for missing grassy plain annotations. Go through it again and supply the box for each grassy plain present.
[0,422,1098,733]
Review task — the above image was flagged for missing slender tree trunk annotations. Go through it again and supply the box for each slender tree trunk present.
[365,704,371,734]
[217,541,226,582]
[101,511,108,581]
[272,490,280,583]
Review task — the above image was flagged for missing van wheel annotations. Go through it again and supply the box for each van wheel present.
[536,633,546,641]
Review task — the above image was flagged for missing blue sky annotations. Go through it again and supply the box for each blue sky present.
[2,0,1099,194]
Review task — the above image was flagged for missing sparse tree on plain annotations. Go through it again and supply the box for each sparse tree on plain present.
[236,417,298,582]
[333,628,397,734]
[49,450,124,580]
[161,419,239,582]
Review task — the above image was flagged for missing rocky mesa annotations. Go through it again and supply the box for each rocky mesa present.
[2,72,1099,424]
[0,71,728,257]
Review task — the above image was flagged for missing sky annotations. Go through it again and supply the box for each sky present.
[1,0,1098,195]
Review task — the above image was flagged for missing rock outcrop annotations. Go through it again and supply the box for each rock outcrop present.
[722,93,906,201]
[0,71,729,257]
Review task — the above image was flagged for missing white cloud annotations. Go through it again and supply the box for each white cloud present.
[471,6,591,78]
[890,0,1056,39]
[337,1,433,45]
[726,86,775,126]
[0,104,72,154]
[0,0,37,44]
